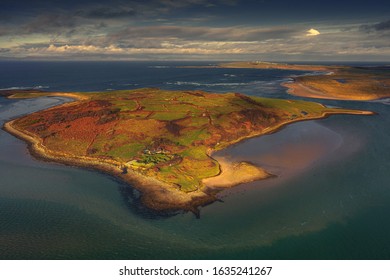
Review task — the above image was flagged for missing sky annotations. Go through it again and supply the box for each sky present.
[0,0,390,61]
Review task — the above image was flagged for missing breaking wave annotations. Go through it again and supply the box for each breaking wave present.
[166,81,252,87]
[370,97,390,106]
[148,66,171,69]
[166,79,290,88]
[0,85,50,90]
[120,83,139,86]
[290,71,329,78]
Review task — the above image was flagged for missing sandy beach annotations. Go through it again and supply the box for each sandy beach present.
[202,157,274,188]
[3,119,213,214]
[2,84,375,214]
[282,80,385,101]
[3,102,373,213]
[217,62,390,101]
[3,117,280,214]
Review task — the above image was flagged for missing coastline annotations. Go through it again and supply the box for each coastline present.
[218,61,334,72]
[3,118,215,214]
[216,62,390,101]
[1,116,282,214]
[2,94,374,213]
[282,80,384,101]
[7,91,90,101]
[202,157,274,188]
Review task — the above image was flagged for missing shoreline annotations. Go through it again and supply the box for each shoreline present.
[2,95,374,213]
[215,62,390,101]
[202,157,275,188]
[4,115,272,214]
[1,116,287,214]
[282,80,384,101]
[218,61,335,72]
[2,119,216,214]
[7,91,90,101]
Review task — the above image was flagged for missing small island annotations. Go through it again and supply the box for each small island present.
[2,87,373,214]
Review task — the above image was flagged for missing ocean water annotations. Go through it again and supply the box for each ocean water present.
[0,61,389,259]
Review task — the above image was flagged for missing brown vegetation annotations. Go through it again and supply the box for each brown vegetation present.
[3,88,375,213]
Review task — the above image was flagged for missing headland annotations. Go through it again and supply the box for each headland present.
[2,88,374,214]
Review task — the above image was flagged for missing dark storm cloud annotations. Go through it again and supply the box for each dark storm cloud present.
[0,27,8,36]
[24,14,76,34]
[374,19,390,31]
[1,0,390,60]
[79,7,136,19]
[0,0,232,35]
[17,43,57,49]
[0,0,226,17]
[108,25,298,42]
[360,19,390,32]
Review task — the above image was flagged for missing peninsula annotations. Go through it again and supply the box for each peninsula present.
[219,62,390,101]
[3,88,373,213]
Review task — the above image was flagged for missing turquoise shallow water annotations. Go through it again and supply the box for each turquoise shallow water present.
[0,62,389,259]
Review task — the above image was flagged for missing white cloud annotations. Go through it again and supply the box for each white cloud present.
[43,42,247,55]
[3,21,390,61]
[306,28,320,36]
[47,44,100,53]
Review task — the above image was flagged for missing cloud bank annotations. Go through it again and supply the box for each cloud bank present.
[0,1,389,61]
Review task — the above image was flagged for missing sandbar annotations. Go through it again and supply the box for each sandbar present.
[216,62,390,101]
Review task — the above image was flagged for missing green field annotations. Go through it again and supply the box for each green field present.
[10,88,372,192]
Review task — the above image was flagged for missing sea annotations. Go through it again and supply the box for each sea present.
[0,61,389,259]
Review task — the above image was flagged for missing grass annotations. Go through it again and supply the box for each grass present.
[11,88,371,192]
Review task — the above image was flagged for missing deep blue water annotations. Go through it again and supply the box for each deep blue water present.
[0,61,389,259]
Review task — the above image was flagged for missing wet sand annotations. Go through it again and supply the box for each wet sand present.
[1,90,374,214]
[217,61,390,101]
[203,118,370,246]
[214,121,344,180]
[202,158,273,188]
[3,98,373,214]
[282,80,383,101]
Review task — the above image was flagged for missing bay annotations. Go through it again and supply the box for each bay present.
[0,61,389,259]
